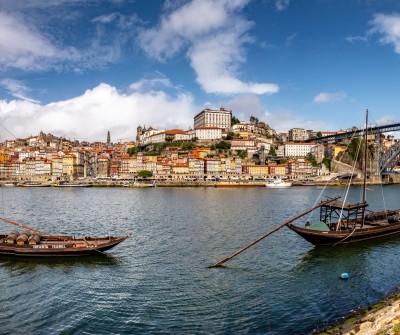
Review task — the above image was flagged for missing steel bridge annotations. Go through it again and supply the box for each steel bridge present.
[304,122,400,175]
[305,122,400,143]
[379,140,400,175]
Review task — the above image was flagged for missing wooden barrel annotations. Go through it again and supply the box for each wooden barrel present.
[28,234,41,245]
[16,232,30,245]
[6,231,19,244]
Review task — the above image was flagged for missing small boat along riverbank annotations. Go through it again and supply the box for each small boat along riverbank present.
[317,290,400,335]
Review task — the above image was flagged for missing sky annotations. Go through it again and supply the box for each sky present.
[0,0,400,142]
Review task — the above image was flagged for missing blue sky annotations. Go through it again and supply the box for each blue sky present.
[0,0,400,142]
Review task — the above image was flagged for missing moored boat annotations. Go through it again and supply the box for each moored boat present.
[123,181,155,188]
[287,199,400,246]
[265,177,292,188]
[288,110,400,246]
[51,182,92,187]
[0,218,130,257]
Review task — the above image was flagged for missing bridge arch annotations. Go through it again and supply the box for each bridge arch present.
[379,141,400,174]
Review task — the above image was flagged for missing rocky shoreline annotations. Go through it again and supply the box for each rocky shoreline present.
[317,291,400,335]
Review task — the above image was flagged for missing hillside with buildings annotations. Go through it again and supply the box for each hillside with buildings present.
[0,108,398,184]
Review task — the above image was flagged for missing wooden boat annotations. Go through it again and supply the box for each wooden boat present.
[287,199,400,246]
[123,181,155,188]
[287,110,400,246]
[51,182,92,187]
[0,218,130,257]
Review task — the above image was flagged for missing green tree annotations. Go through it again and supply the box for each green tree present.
[305,153,319,167]
[322,158,331,171]
[317,131,322,138]
[269,147,277,156]
[216,141,230,150]
[137,170,153,179]
[231,115,240,125]
[181,142,194,151]
[127,146,140,156]
[250,116,259,124]
[236,150,247,159]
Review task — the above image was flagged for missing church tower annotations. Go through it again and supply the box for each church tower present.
[136,125,143,144]
[107,130,111,146]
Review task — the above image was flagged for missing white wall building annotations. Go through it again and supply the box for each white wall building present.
[189,126,222,140]
[284,142,317,157]
[193,107,231,131]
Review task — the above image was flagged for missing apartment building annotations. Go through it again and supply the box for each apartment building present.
[288,128,309,142]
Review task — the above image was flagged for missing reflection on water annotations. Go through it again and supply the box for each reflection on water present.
[0,254,121,273]
[0,185,398,334]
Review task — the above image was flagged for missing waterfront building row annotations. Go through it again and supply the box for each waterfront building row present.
[0,149,324,181]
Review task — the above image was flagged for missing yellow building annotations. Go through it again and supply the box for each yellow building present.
[242,164,269,175]
[171,164,189,174]
[62,154,76,178]
[334,145,346,158]
[269,164,287,176]
[0,152,7,163]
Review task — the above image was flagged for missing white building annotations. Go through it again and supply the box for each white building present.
[193,107,231,131]
[188,126,222,141]
[284,142,317,157]
[140,127,166,145]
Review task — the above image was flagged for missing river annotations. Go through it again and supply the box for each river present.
[0,185,399,334]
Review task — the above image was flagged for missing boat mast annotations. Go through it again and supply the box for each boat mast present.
[362,109,368,204]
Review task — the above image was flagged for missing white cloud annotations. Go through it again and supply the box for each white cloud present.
[0,11,60,71]
[267,109,327,133]
[0,10,125,72]
[224,94,270,122]
[369,13,400,54]
[344,35,368,44]
[0,78,41,104]
[138,0,279,96]
[275,0,290,12]
[313,91,347,104]
[0,82,196,142]
[129,75,173,92]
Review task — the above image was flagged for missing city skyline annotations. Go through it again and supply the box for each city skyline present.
[1,0,400,142]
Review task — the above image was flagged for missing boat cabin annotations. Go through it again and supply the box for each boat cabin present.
[320,199,368,230]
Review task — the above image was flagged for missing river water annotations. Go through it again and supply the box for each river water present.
[0,185,399,334]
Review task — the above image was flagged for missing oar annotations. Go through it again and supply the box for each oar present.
[0,217,47,234]
[208,197,340,268]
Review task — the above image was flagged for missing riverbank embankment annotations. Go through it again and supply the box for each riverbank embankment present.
[1,178,400,188]
[318,291,400,335]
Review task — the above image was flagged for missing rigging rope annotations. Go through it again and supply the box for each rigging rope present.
[336,132,363,230]
[305,127,361,224]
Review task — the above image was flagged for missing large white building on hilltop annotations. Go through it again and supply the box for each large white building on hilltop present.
[193,107,232,131]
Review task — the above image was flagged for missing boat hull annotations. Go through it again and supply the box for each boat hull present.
[288,222,400,246]
[265,183,292,188]
[0,234,129,257]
